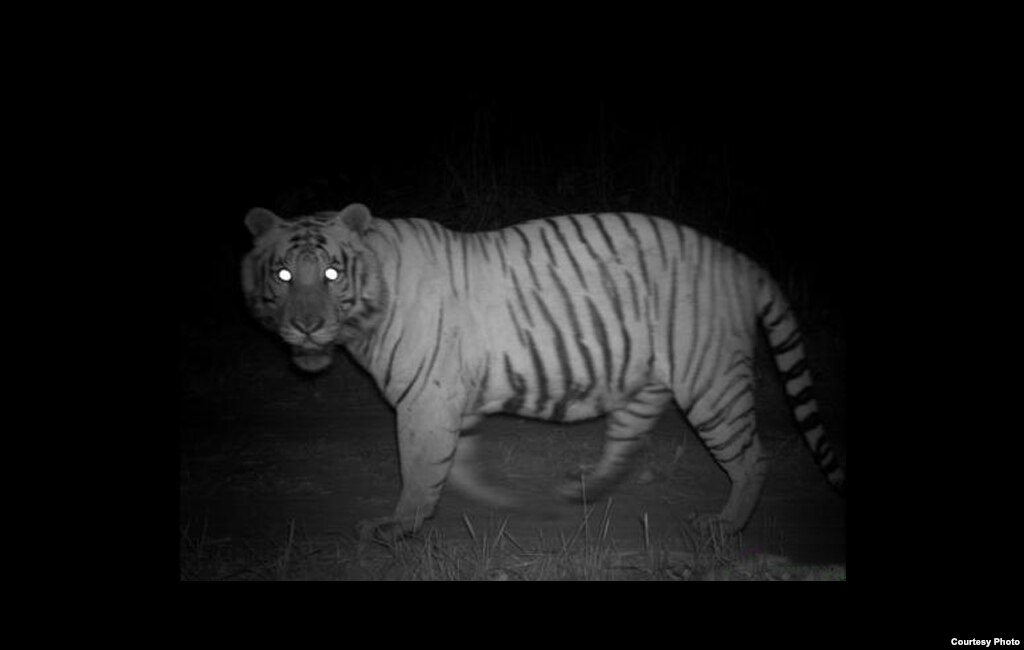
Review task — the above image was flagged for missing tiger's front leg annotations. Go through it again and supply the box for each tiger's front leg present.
[355,403,461,542]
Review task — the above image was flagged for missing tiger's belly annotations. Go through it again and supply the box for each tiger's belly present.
[473,379,647,423]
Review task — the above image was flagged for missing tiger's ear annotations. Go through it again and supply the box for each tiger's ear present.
[245,207,282,237]
[338,203,373,234]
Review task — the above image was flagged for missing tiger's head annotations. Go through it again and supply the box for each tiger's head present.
[241,203,388,372]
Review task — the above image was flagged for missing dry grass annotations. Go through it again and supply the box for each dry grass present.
[180,502,844,581]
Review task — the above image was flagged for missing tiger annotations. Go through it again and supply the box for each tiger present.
[241,202,845,541]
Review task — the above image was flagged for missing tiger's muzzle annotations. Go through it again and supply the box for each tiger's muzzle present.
[278,286,339,372]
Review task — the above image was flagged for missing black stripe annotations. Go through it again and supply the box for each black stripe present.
[413,220,439,261]
[395,355,427,406]
[724,258,743,339]
[586,297,612,388]
[594,260,631,392]
[437,447,457,465]
[509,270,534,328]
[511,227,541,288]
[523,329,549,415]
[512,226,531,258]
[597,262,624,324]
[539,226,558,266]
[667,257,678,386]
[545,217,588,289]
[624,271,641,322]
[713,424,756,462]
[702,327,733,401]
[510,227,541,289]
[567,214,602,265]
[617,212,650,289]
[706,242,721,312]
[674,223,686,260]
[725,351,752,375]
[644,214,668,269]
[717,252,742,340]
[478,233,491,264]
[550,269,596,393]
[383,219,404,244]
[763,302,787,328]
[618,327,632,393]
[780,358,808,382]
[374,299,399,363]
[419,308,447,391]
[472,361,491,412]
[549,391,571,422]
[507,303,527,347]
[495,233,508,274]
[383,240,402,299]
[461,233,471,295]
[591,214,619,263]
[650,280,661,321]
[787,385,815,407]
[505,302,528,348]
[692,408,727,433]
[532,291,571,416]
[725,403,755,428]
[383,332,404,391]
[773,330,803,355]
[794,411,822,434]
[502,353,527,413]
[680,235,704,390]
[708,373,753,412]
[444,229,458,296]
[687,324,718,399]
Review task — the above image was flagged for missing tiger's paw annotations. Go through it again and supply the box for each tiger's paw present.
[355,517,414,543]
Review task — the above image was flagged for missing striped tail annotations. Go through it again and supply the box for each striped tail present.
[757,273,845,496]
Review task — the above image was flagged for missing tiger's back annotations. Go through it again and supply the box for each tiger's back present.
[367,213,758,414]
[241,204,845,541]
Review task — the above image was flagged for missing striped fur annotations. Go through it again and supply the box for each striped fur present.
[241,203,845,540]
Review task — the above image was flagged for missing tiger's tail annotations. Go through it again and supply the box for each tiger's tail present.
[756,273,845,495]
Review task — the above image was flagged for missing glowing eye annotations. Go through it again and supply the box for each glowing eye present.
[276,268,292,282]
[324,267,340,281]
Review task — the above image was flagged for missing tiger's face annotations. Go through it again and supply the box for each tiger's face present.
[241,203,385,372]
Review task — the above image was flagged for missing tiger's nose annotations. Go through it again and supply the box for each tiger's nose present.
[291,316,325,334]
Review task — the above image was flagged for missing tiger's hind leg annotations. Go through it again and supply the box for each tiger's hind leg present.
[447,429,519,509]
[681,372,768,534]
[557,384,674,502]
